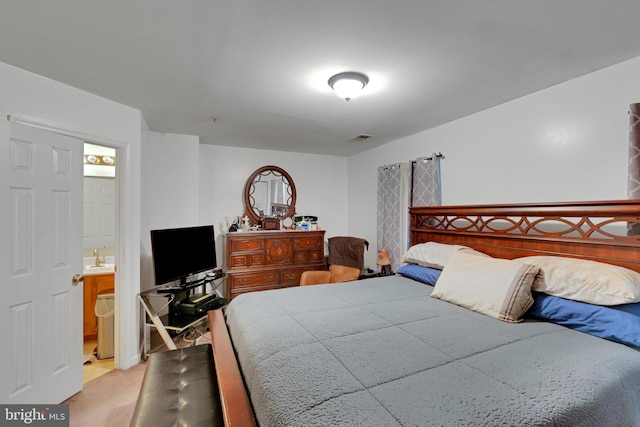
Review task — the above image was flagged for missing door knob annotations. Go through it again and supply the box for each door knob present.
[72,274,85,284]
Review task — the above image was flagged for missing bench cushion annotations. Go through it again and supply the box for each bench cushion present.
[130,344,223,427]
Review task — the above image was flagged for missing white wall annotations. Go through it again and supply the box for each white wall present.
[0,61,142,369]
[349,56,640,267]
[198,144,348,264]
[140,130,200,291]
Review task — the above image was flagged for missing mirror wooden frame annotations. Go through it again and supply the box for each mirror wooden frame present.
[243,165,296,224]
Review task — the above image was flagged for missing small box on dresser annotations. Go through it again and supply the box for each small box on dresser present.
[225,230,326,299]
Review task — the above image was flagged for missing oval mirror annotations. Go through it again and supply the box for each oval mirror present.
[243,165,296,224]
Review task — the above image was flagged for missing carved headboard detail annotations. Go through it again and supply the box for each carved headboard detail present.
[409,200,640,273]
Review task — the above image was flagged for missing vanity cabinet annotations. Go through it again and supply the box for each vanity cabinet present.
[225,230,326,299]
[83,273,114,340]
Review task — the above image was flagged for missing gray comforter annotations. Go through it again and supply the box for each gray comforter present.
[225,276,640,426]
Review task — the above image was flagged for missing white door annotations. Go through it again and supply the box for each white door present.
[1,123,84,403]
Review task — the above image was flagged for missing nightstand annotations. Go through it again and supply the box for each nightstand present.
[358,268,379,280]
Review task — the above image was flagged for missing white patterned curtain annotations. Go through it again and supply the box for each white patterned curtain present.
[377,153,442,272]
[377,163,411,272]
[412,154,442,207]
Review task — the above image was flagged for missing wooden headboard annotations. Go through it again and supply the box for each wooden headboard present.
[409,200,640,273]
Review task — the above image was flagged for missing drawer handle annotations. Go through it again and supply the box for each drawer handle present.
[286,274,294,280]
[306,241,310,245]
[239,279,247,284]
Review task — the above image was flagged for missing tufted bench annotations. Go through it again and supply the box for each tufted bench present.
[130,344,223,427]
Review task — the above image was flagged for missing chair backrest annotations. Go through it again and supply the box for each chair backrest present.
[327,236,368,270]
[328,265,361,283]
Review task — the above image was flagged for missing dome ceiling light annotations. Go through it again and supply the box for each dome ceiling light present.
[328,72,369,102]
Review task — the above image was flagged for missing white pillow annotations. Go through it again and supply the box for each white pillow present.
[431,251,539,323]
[515,256,640,306]
[402,242,487,270]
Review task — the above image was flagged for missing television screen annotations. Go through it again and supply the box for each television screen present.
[150,225,217,286]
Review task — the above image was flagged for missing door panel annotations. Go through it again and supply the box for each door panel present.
[1,123,83,403]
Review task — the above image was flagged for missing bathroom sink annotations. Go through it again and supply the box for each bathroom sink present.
[83,264,116,275]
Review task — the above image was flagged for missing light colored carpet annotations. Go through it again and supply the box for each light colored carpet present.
[197,330,212,345]
[65,362,147,427]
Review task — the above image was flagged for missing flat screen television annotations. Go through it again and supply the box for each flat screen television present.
[150,225,217,286]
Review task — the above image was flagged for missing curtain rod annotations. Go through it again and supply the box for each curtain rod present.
[379,152,445,171]
[413,152,445,163]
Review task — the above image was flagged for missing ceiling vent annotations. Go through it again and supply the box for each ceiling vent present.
[349,134,373,141]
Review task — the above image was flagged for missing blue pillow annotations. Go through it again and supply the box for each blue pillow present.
[529,292,640,347]
[397,264,441,286]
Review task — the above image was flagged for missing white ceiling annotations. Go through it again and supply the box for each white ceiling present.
[2,1,640,156]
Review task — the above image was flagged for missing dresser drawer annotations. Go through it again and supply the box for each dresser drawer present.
[281,268,306,286]
[281,266,326,286]
[293,251,307,264]
[308,250,324,263]
[293,236,323,250]
[230,238,265,253]
[230,271,279,289]
[293,249,325,264]
[229,254,265,268]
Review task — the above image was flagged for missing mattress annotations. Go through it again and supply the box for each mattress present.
[225,275,640,426]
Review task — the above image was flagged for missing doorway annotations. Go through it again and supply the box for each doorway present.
[3,116,140,403]
[82,142,117,383]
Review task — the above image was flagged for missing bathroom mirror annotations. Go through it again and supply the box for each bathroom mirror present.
[243,165,296,224]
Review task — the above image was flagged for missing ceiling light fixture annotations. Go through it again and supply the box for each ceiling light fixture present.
[328,72,369,102]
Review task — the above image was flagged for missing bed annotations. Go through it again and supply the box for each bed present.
[208,200,640,426]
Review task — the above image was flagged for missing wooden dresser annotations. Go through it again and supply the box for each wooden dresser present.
[225,230,326,299]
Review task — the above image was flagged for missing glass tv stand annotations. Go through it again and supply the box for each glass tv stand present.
[138,274,226,358]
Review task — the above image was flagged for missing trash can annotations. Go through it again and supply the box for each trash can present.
[95,291,114,359]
